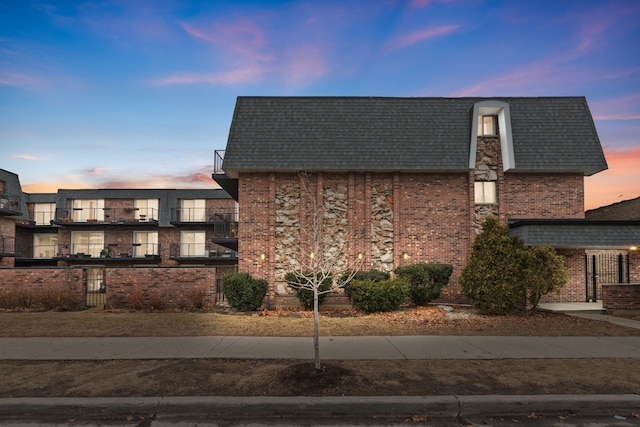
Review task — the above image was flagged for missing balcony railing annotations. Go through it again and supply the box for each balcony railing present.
[0,235,16,256]
[214,150,225,174]
[54,207,159,224]
[169,243,237,259]
[0,193,21,215]
[33,210,56,226]
[56,243,161,260]
[170,208,237,224]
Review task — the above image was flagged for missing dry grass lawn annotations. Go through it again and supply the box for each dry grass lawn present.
[2,305,640,398]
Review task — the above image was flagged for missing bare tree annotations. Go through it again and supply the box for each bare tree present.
[286,172,363,373]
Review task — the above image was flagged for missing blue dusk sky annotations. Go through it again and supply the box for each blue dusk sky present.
[1,0,639,210]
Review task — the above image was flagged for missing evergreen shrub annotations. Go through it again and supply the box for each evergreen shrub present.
[346,278,409,313]
[222,272,268,311]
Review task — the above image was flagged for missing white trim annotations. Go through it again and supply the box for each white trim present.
[469,101,515,171]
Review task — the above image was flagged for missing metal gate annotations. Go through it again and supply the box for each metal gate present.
[85,267,106,308]
[585,252,630,302]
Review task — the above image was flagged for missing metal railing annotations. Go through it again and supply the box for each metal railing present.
[171,208,237,224]
[33,210,56,225]
[0,192,21,213]
[169,243,238,258]
[214,150,225,174]
[55,207,159,224]
[0,235,16,255]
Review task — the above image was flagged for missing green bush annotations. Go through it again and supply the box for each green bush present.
[460,217,569,315]
[523,246,569,309]
[346,278,409,313]
[222,272,268,311]
[395,263,453,305]
[284,272,333,310]
[460,216,528,315]
[342,269,390,299]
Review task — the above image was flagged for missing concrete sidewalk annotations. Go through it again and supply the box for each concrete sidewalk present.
[2,335,640,360]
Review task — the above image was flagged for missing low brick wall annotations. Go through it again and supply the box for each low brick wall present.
[0,267,85,308]
[106,267,216,310]
[602,284,640,311]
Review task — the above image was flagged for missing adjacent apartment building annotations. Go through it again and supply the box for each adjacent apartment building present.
[214,96,640,308]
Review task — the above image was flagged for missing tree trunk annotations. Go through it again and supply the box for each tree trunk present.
[313,286,322,373]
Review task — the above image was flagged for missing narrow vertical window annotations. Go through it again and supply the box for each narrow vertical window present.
[477,115,497,136]
[474,181,497,204]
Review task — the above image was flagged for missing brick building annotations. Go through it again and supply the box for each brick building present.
[0,170,238,307]
[214,96,640,308]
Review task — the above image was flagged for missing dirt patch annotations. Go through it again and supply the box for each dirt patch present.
[1,359,639,398]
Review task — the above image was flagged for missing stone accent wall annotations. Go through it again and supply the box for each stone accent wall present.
[0,216,15,268]
[324,183,349,273]
[602,284,640,311]
[371,181,394,271]
[0,267,85,306]
[274,183,300,295]
[473,136,500,234]
[106,267,216,309]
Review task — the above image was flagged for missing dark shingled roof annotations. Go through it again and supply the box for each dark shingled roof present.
[222,96,607,177]
[509,220,640,249]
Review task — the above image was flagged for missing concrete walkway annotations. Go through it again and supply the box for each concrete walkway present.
[2,334,640,360]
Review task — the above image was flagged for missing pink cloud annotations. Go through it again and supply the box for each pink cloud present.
[181,20,273,62]
[11,154,41,161]
[385,25,460,50]
[591,93,640,121]
[153,66,266,86]
[284,45,329,84]
[450,62,556,97]
[0,69,45,89]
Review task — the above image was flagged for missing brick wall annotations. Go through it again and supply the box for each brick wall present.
[539,248,586,303]
[0,267,85,306]
[106,267,216,309]
[501,174,585,219]
[602,284,640,311]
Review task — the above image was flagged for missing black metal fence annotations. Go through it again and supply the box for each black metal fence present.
[585,253,630,302]
[85,268,106,308]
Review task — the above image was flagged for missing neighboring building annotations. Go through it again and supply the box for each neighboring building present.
[0,169,25,268]
[0,173,238,307]
[214,96,640,308]
[586,196,640,221]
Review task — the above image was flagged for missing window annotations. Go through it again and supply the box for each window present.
[474,181,497,204]
[133,231,158,257]
[181,199,205,222]
[134,199,159,221]
[72,199,104,221]
[180,230,206,257]
[34,202,56,225]
[71,231,104,257]
[477,115,497,136]
[33,234,58,258]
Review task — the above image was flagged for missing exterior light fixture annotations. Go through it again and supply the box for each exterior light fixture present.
[403,252,410,260]
[357,252,363,260]
[310,252,315,259]
[630,246,638,251]
[260,252,266,261]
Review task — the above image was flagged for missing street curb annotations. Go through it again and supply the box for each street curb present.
[1,395,639,420]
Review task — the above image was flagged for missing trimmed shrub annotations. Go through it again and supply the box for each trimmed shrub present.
[346,278,409,313]
[223,272,268,311]
[395,263,453,305]
[342,269,390,299]
[523,246,569,309]
[284,272,333,310]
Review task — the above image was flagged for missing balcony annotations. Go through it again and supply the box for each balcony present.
[0,193,21,216]
[212,150,238,201]
[53,207,159,226]
[169,243,238,263]
[0,235,16,257]
[170,208,237,225]
[54,243,161,263]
